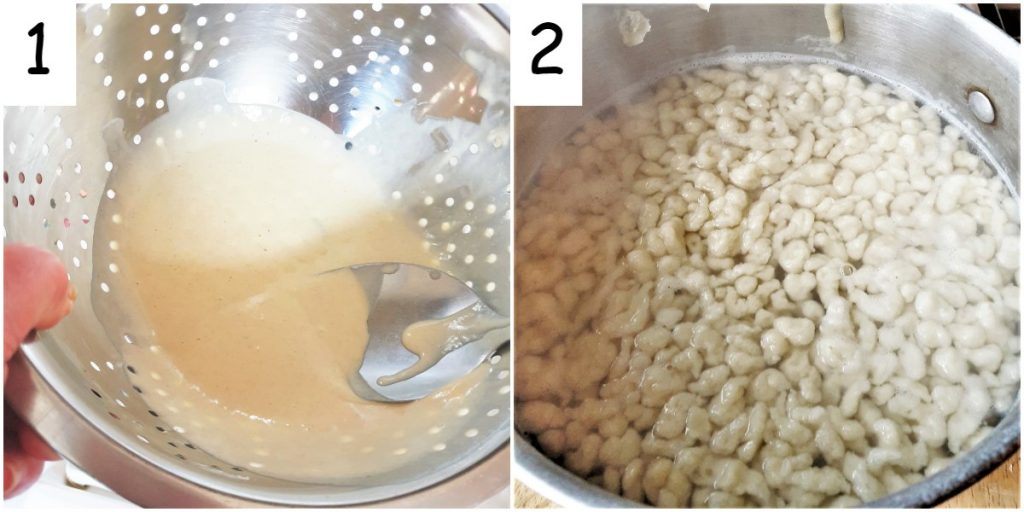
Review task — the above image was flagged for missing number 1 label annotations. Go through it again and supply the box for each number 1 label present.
[27,22,51,75]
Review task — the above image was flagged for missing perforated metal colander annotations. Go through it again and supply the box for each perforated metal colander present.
[3,3,510,507]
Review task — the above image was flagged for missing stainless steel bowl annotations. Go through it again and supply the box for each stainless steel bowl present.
[514,3,1019,507]
[5,3,510,507]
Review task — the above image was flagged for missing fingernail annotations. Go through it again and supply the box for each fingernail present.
[4,464,14,494]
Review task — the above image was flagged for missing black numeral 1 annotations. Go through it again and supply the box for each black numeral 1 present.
[28,22,50,75]
[531,22,564,75]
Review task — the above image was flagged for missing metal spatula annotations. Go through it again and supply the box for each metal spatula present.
[333,263,509,403]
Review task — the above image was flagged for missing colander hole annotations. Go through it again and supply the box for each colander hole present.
[394,18,405,28]
[296,74,306,83]
[248,462,264,468]
[347,65,358,75]
[469,143,479,154]
[164,50,174,60]
[399,45,410,56]
[134,5,145,16]
[225,12,236,23]
[49,198,56,209]
[420,5,432,16]
[175,454,186,460]
[124,334,135,344]
[11,196,19,208]
[150,24,160,35]
[485,282,496,292]
[180,62,190,73]
[490,354,502,364]
[445,243,456,252]
[90,361,101,372]
[465,429,479,438]
[132,134,142,144]
[412,83,422,93]
[448,156,459,166]
[498,370,509,379]
[148,410,159,417]
[159,73,169,84]
[499,385,510,394]
[158,4,168,15]
[168,441,178,448]
[372,3,382,12]
[109,240,119,250]
[109,263,119,273]
[137,435,150,444]
[464,255,475,264]
[116,89,126,101]
[434,173,444,184]
[94,52,104,64]
[456,408,469,417]
[486,253,498,264]
[72,256,80,268]
[393,448,408,455]
[344,141,353,150]
[465,201,475,210]
[193,41,203,51]
[287,31,298,42]
[313,59,323,69]
[462,225,472,234]
[197,16,207,27]
[353,9,364,20]
[425,34,436,46]
[171,23,181,34]
[328,104,339,113]
[126,365,136,374]
[368,51,379,62]
[133,385,143,394]
[351,34,362,44]
[138,73,147,84]
[432,443,446,451]
[65,137,73,149]
[143,50,153,61]
[219,37,230,46]
[417,218,428,227]
[428,426,442,435]
[103,75,112,87]
[308,92,319,101]
[135,97,146,108]
[90,388,102,399]
[109,412,119,420]
[328,77,339,87]
[155,426,166,432]
[331,48,342,58]
[7,142,15,154]
[287,52,299,63]
[390,65,400,75]
[441,222,452,232]
[41,143,49,156]
[209,59,219,69]
[100,282,110,293]
[56,240,63,251]
[487,408,500,417]
[104,161,113,172]
[92,25,103,36]
[80,239,88,249]
[35,173,42,184]
[296,8,307,19]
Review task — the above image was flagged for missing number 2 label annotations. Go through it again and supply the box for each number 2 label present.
[531,22,563,75]
[27,21,50,75]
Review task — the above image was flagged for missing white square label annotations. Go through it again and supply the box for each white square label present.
[511,1,582,107]
[0,1,76,106]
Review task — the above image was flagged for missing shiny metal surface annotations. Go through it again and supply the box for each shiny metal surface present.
[515,3,1020,508]
[4,2,510,507]
[345,262,509,402]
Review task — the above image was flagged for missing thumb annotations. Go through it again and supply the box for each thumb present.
[4,245,75,369]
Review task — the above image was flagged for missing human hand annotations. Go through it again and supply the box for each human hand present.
[4,244,76,498]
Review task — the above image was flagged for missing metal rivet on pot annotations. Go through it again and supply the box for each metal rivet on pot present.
[967,90,995,124]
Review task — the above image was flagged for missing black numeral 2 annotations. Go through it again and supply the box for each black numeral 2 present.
[531,22,563,75]
[28,22,50,75]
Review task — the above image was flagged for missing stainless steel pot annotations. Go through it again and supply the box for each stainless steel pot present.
[514,3,1019,507]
